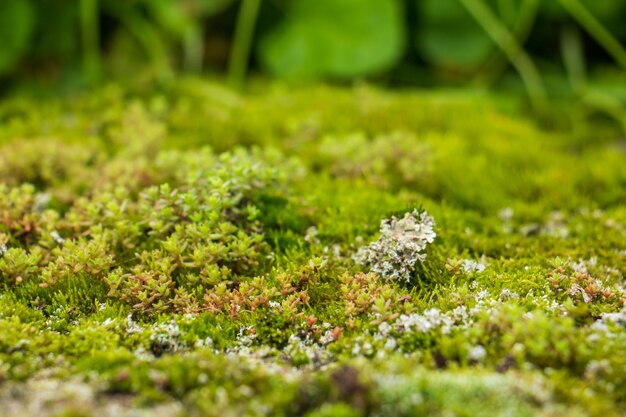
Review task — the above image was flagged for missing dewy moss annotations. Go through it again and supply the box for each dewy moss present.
[355,210,436,283]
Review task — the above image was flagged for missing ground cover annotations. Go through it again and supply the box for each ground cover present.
[1,80,625,416]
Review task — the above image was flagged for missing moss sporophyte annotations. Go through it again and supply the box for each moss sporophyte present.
[0,83,625,416]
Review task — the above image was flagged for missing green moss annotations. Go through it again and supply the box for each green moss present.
[0,81,625,415]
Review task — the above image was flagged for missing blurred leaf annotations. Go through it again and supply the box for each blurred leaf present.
[578,0,626,41]
[542,0,625,19]
[258,0,405,79]
[30,1,79,62]
[0,0,35,75]
[583,0,626,18]
[194,0,235,16]
[146,0,194,37]
[417,0,495,71]
[542,0,626,39]
[540,0,568,17]
[141,0,236,38]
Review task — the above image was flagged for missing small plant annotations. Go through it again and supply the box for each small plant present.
[355,210,436,283]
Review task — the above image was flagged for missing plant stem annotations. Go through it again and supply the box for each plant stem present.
[183,26,204,74]
[459,0,547,111]
[80,0,101,83]
[496,0,516,26]
[118,10,173,82]
[228,0,262,89]
[561,25,586,94]
[558,0,626,71]
[473,0,539,87]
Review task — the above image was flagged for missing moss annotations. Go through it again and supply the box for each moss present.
[0,80,625,415]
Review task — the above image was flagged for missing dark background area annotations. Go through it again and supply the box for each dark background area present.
[1,0,625,117]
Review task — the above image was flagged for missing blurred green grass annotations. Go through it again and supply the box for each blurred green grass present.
[0,1,624,108]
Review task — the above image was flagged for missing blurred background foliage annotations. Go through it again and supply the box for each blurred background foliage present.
[0,0,625,118]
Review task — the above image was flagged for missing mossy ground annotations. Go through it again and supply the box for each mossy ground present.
[1,80,625,416]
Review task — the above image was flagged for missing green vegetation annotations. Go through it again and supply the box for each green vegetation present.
[2,0,626,115]
[2,1,624,415]
[0,81,625,415]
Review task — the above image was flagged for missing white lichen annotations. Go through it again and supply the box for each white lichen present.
[468,345,487,362]
[355,209,436,283]
[149,321,184,352]
[499,288,519,301]
[462,259,487,274]
[591,308,626,334]
[50,231,65,244]
[571,257,597,274]
[498,207,514,221]
[304,226,320,244]
[395,307,467,335]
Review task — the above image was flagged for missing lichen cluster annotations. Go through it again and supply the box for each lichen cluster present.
[0,81,625,416]
[355,210,436,283]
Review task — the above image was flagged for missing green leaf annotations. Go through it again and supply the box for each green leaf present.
[146,0,194,37]
[0,0,35,75]
[195,0,235,16]
[258,0,405,79]
[29,1,80,61]
[417,0,495,71]
[542,0,626,21]
[545,0,626,40]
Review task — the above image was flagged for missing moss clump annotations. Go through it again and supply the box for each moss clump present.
[0,81,625,416]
